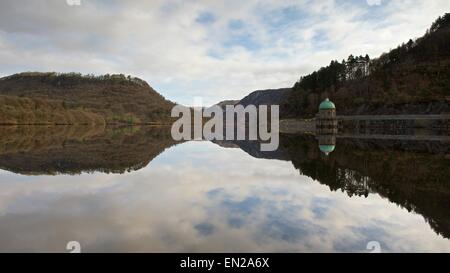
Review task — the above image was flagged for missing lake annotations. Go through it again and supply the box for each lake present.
[0,125,449,252]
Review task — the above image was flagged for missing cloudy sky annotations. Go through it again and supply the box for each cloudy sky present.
[0,0,449,105]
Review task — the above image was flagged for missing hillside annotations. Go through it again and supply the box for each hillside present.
[214,88,291,110]
[0,72,175,125]
[238,88,292,108]
[214,100,240,110]
[282,14,450,118]
[0,95,105,125]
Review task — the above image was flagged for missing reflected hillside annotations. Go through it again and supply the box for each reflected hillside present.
[213,140,289,161]
[1,126,448,239]
[214,134,450,239]
[0,125,178,175]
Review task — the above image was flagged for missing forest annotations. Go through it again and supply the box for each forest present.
[0,72,175,125]
[282,13,450,118]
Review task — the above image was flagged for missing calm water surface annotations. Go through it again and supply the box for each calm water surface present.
[0,126,448,252]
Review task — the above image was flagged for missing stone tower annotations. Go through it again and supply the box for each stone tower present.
[316,98,338,134]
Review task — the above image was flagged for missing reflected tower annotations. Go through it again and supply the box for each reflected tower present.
[316,98,338,156]
[317,134,336,156]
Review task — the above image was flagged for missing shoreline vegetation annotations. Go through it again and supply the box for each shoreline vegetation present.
[0,94,105,126]
[0,72,175,126]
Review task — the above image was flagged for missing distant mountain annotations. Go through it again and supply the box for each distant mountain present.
[282,13,450,118]
[238,88,292,108]
[214,100,240,110]
[0,72,175,125]
[213,88,291,110]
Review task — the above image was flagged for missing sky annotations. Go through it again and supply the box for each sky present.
[0,0,449,105]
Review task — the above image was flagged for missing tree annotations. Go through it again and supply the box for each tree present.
[430,13,450,32]
[407,39,414,50]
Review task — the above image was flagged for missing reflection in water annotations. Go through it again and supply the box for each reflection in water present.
[283,134,450,239]
[317,134,336,156]
[0,126,449,252]
[0,125,178,175]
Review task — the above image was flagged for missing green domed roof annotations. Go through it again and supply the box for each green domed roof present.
[319,98,336,110]
[319,144,335,155]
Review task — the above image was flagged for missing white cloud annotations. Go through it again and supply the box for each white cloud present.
[0,0,449,105]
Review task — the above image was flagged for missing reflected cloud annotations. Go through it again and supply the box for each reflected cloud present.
[195,223,215,236]
[0,130,449,252]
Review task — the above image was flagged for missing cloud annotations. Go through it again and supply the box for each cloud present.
[366,0,382,6]
[196,11,217,25]
[0,0,449,105]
